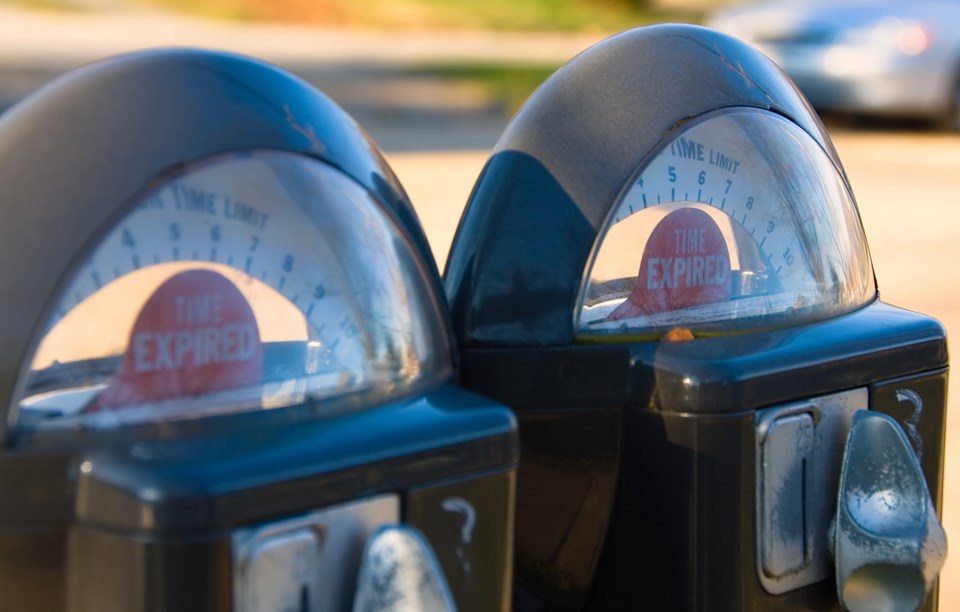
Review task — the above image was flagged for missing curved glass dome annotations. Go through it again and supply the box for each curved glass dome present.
[576,108,875,340]
[14,151,451,430]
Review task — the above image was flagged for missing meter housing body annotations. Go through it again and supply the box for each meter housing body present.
[445,25,947,610]
[0,50,516,611]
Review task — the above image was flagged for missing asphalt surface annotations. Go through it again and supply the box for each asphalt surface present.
[3,4,960,609]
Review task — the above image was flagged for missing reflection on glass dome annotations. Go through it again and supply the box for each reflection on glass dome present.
[576,109,875,340]
[17,151,451,430]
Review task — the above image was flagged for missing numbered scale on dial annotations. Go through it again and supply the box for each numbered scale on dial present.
[19,150,448,429]
[576,109,874,338]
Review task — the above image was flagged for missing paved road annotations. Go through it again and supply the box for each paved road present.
[3,4,960,608]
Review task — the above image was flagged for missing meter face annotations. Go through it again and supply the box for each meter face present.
[14,151,451,430]
[576,109,875,339]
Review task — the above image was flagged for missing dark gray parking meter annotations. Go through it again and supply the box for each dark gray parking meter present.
[445,24,947,611]
[0,49,517,611]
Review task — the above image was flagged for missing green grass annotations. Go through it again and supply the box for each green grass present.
[407,62,562,113]
[397,0,701,32]
[1,0,92,11]
[3,0,705,32]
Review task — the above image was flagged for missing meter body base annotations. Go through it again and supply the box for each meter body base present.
[0,385,518,612]
[458,301,947,611]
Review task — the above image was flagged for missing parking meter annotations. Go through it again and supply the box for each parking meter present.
[0,49,517,611]
[445,24,948,611]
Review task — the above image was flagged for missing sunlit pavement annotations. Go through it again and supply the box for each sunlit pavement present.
[4,4,960,608]
[826,131,960,611]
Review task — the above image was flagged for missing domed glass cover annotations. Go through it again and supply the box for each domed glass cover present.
[14,151,451,430]
[576,109,875,340]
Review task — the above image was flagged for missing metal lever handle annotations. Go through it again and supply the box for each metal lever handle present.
[352,525,457,612]
[832,410,947,612]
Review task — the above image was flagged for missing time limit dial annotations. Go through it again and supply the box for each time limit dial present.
[576,109,875,339]
[18,151,450,429]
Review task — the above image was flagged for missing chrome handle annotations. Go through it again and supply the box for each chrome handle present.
[353,525,457,612]
[832,410,947,612]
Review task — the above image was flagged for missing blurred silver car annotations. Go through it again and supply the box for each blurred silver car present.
[707,0,960,130]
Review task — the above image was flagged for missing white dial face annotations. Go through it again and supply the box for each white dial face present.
[577,109,874,338]
[18,151,449,430]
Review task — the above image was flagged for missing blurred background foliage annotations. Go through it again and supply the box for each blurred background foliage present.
[1,0,724,114]
[5,0,713,30]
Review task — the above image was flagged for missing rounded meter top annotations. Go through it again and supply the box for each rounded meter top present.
[445,24,875,346]
[0,49,452,438]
